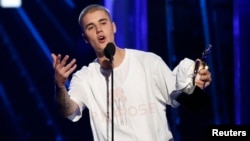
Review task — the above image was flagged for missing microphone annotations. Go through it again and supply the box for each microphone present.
[104,42,116,61]
[103,42,116,141]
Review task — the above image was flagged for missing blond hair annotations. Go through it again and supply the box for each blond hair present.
[78,4,112,30]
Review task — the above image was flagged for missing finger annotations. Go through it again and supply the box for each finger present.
[195,79,209,89]
[195,79,203,86]
[195,81,203,89]
[204,81,210,87]
[199,74,209,81]
[65,64,77,76]
[55,54,62,67]
[198,68,210,74]
[64,58,76,71]
[200,72,211,83]
[51,53,56,60]
[199,69,211,79]
[61,55,70,66]
[51,53,57,68]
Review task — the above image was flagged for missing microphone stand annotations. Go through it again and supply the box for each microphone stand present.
[110,57,114,141]
[104,42,116,141]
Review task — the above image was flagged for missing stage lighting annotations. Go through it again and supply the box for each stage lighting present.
[0,0,22,8]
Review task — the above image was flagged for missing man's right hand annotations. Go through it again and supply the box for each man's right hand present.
[51,53,77,88]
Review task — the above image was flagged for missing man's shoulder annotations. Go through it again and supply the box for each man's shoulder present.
[74,59,99,74]
[126,48,160,59]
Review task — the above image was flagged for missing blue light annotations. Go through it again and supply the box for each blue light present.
[64,0,75,9]
[16,8,52,63]
[200,0,220,124]
[233,0,241,125]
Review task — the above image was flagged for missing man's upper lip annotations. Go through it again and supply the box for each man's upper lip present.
[98,34,105,39]
[98,35,104,39]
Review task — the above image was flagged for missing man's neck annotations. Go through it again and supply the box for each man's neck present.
[98,47,125,69]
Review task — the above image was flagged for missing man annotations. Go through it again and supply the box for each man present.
[51,4,212,141]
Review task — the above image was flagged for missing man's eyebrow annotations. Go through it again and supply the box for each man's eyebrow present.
[84,18,108,29]
[84,23,93,29]
[99,18,108,22]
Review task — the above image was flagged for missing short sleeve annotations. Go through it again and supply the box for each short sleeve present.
[67,67,91,122]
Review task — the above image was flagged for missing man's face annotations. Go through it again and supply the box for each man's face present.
[81,10,116,54]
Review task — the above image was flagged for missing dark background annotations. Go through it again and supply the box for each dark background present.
[0,0,249,141]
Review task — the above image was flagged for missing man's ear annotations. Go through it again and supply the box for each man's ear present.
[82,33,88,43]
[112,22,117,34]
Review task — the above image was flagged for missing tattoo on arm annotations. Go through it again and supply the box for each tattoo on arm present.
[55,86,74,116]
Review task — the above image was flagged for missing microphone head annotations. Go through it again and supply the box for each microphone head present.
[104,42,116,60]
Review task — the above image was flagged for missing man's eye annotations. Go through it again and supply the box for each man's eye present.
[101,22,106,25]
[87,26,93,30]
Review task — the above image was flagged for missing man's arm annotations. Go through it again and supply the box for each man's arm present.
[51,53,78,117]
[55,85,79,117]
[171,58,212,111]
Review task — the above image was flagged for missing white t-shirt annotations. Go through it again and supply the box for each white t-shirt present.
[67,48,195,141]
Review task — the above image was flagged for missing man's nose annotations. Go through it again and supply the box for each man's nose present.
[96,26,102,33]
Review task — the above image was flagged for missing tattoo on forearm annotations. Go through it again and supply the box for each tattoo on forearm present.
[55,86,72,115]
